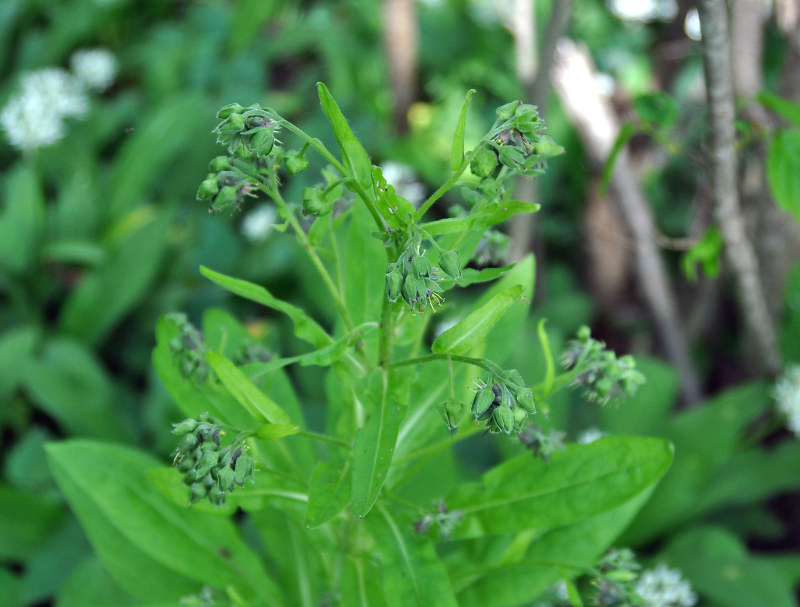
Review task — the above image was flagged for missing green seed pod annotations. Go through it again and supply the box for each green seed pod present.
[215,185,238,207]
[177,457,194,473]
[496,101,520,121]
[284,150,309,174]
[411,254,432,278]
[177,433,199,455]
[438,249,461,280]
[209,485,226,507]
[172,418,198,436]
[189,482,209,504]
[203,472,216,488]
[401,273,418,307]
[498,384,515,410]
[493,404,514,435]
[437,398,466,430]
[234,455,255,486]
[515,387,536,413]
[209,155,233,172]
[385,267,404,303]
[218,466,236,492]
[216,103,245,120]
[471,384,496,418]
[194,450,219,478]
[250,129,275,157]
[513,406,528,431]
[197,178,219,200]
[470,147,498,178]
[218,112,245,133]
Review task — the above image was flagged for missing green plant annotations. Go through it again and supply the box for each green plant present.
[47,85,673,607]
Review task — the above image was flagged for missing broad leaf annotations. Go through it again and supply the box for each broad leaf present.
[207,350,291,425]
[447,437,673,538]
[451,89,476,170]
[47,440,281,605]
[432,285,523,355]
[200,266,332,349]
[351,370,409,516]
[767,129,800,224]
[305,460,352,528]
[758,91,800,129]
[421,200,540,236]
[317,82,373,190]
[0,165,45,274]
[367,503,458,607]
[0,485,61,561]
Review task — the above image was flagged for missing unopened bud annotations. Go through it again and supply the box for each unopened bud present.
[470,147,498,178]
[437,398,466,430]
[493,404,514,435]
[209,156,232,172]
[285,150,309,174]
[471,383,496,418]
[250,129,275,157]
[197,178,219,200]
[438,250,461,280]
[385,266,404,302]
[172,418,199,437]
[216,103,245,120]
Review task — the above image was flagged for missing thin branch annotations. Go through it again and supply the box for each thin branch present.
[697,0,782,374]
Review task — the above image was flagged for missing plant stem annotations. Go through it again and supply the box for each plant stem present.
[378,296,394,367]
[390,352,503,376]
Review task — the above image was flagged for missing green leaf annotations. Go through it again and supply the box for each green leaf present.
[662,526,796,607]
[758,90,800,128]
[23,338,129,440]
[432,285,523,356]
[351,370,409,516]
[451,89,476,171]
[339,554,387,607]
[767,129,800,224]
[0,485,61,561]
[447,437,673,538]
[599,121,635,196]
[256,423,301,439]
[0,165,45,274]
[60,212,170,344]
[0,567,21,607]
[207,350,291,425]
[317,82,373,189]
[200,266,332,349]
[420,200,540,236]
[367,503,459,607]
[0,325,40,398]
[145,467,238,516]
[47,440,281,604]
[304,460,352,528]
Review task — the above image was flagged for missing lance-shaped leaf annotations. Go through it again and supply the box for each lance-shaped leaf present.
[207,350,291,425]
[451,89,476,171]
[432,285,523,356]
[366,503,459,607]
[317,82,373,190]
[200,266,332,349]
[46,440,281,604]
[420,200,540,237]
[767,130,800,223]
[446,437,673,538]
[351,371,408,516]
[305,460,352,528]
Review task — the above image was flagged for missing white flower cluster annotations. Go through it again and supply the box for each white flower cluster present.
[774,365,800,437]
[1,48,116,151]
[635,564,697,607]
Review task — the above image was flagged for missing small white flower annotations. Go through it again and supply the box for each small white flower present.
[635,564,697,607]
[241,205,276,242]
[71,48,118,92]
[577,427,605,444]
[774,365,800,436]
[1,68,88,151]
[20,68,88,119]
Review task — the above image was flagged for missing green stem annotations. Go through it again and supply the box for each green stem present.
[379,296,394,368]
[296,429,351,450]
[390,353,504,376]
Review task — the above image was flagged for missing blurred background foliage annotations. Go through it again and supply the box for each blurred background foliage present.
[2,0,800,605]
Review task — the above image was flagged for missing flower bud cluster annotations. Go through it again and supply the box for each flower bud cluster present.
[171,413,256,507]
[412,502,464,541]
[470,369,536,436]
[166,313,209,383]
[213,103,280,159]
[385,237,461,313]
[518,425,565,463]
[492,101,546,175]
[196,155,258,214]
[561,326,645,406]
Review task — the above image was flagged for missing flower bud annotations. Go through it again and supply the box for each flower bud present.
[194,450,219,478]
[234,455,255,486]
[496,101,520,121]
[411,254,432,278]
[218,113,245,133]
[217,103,245,120]
[385,266,404,303]
[209,156,232,172]
[284,150,309,174]
[493,404,514,435]
[401,273,418,307]
[169,337,184,353]
[438,250,461,280]
[172,418,198,437]
[437,398,466,430]
[471,383,496,418]
[215,185,238,208]
[498,145,525,169]
[209,485,227,507]
[250,129,275,157]
[217,466,236,491]
[177,457,194,473]
[302,187,331,216]
[515,387,536,413]
[470,147,498,178]
[513,406,528,431]
[197,178,219,200]
[234,141,253,159]
[189,482,209,504]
